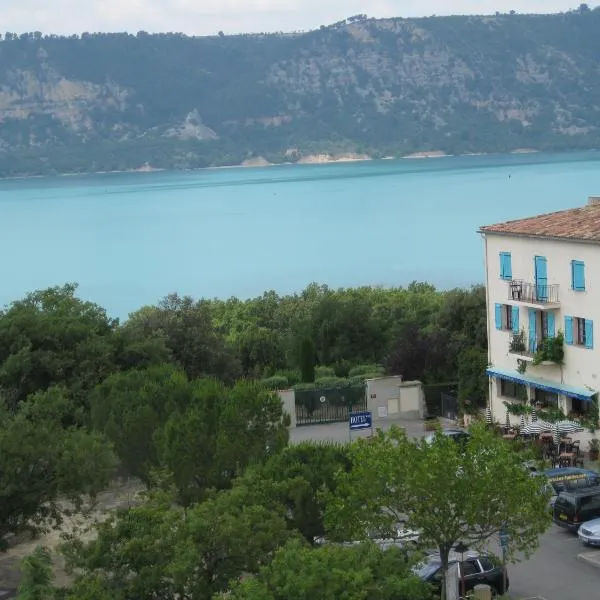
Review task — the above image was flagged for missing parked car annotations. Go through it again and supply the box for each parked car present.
[536,467,600,510]
[415,550,508,597]
[423,429,471,445]
[314,526,420,549]
[577,517,600,546]
[553,486,600,531]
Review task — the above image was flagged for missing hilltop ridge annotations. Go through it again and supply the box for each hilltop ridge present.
[1,7,600,176]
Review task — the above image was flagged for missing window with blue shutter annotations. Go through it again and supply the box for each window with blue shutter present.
[495,304,502,330]
[512,306,519,334]
[547,311,555,338]
[499,252,512,280]
[528,309,537,353]
[565,316,573,345]
[572,260,586,291]
[585,319,594,349]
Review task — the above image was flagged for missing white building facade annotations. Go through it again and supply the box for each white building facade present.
[480,197,600,426]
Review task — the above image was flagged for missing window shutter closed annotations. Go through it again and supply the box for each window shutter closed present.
[528,309,537,353]
[495,304,502,330]
[511,306,519,334]
[572,261,585,291]
[565,316,573,345]
[585,319,594,349]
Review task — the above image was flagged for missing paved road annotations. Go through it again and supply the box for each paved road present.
[507,526,600,600]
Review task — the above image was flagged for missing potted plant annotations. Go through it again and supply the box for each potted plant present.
[588,438,600,461]
[533,332,565,365]
[509,330,527,354]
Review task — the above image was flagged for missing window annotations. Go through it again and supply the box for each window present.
[495,304,518,331]
[460,560,481,577]
[479,558,494,572]
[572,260,586,291]
[565,316,594,349]
[499,252,512,280]
[534,388,558,408]
[500,379,527,399]
[541,312,549,340]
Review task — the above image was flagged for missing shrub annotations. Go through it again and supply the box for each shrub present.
[348,364,385,378]
[260,375,289,390]
[315,366,336,379]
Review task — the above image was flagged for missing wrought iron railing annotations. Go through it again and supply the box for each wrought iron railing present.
[508,280,559,304]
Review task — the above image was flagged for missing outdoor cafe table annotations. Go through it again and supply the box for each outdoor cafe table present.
[559,452,576,466]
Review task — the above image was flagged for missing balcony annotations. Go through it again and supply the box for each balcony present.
[508,332,564,366]
[507,280,560,309]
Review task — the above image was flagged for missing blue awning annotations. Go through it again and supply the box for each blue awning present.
[486,367,596,402]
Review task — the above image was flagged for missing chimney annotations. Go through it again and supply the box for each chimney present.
[588,196,600,206]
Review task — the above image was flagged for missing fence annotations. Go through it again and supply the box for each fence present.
[295,384,367,426]
[424,382,459,420]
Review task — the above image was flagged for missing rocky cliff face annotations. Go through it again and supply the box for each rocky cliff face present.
[0,9,599,175]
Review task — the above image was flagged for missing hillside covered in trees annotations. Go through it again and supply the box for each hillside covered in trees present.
[1,6,600,176]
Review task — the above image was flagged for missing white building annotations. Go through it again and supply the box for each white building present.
[479,196,600,425]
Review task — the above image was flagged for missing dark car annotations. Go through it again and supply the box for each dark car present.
[416,552,508,597]
[534,467,600,510]
[423,429,471,445]
[553,486,600,531]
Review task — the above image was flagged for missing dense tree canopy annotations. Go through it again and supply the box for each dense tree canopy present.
[0,281,494,598]
[223,538,432,600]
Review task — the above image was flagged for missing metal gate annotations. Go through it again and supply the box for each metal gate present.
[295,384,367,426]
[424,382,459,420]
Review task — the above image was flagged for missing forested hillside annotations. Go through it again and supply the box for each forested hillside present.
[1,6,600,176]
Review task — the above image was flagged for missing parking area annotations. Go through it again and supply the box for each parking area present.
[507,525,600,600]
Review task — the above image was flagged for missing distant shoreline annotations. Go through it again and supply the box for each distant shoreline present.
[0,147,554,182]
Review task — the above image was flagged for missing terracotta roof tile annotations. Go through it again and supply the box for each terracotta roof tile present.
[479,203,600,242]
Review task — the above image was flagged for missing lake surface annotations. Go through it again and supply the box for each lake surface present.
[1,152,599,319]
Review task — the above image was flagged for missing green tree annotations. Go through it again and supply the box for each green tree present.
[91,366,289,503]
[223,538,432,600]
[457,348,489,413]
[234,441,351,543]
[0,389,117,543]
[17,546,55,600]
[0,284,117,407]
[59,486,291,600]
[125,294,241,382]
[299,338,316,383]
[160,379,289,505]
[325,424,551,599]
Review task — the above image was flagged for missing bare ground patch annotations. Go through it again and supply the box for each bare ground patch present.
[0,478,145,589]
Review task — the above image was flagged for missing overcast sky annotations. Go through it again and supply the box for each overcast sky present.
[0,1,592,36]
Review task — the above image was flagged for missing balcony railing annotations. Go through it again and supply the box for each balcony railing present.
[508,280,560,304]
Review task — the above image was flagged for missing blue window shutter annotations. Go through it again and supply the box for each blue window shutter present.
[547,311,555,338]
[572,261,585,291]
[565,316,573,345]
[512,306,519,334]
[585,319,594,349]
[495,304,502,330]
[500,252,512,280]
[528,309,537,353]
[504,253,512,279]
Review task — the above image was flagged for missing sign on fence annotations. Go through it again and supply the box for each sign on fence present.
[349,410,372,431]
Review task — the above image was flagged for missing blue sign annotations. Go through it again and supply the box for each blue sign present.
[499,530,509,549]
[349,411,373,431]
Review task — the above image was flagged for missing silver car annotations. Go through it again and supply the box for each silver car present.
[578,518,600,546]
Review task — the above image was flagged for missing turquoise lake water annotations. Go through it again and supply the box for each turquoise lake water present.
[1,152,599,319]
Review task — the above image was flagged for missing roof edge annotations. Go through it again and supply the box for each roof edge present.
[477,229,600,245]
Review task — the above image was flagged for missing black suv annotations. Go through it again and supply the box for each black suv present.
[416,552,508,597]
[553,486,600,531]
